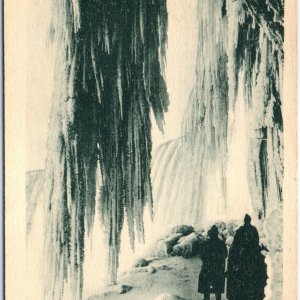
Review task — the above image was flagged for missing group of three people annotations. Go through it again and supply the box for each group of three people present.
[198,214,268,300]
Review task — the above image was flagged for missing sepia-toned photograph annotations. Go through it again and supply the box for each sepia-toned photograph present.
[4,0,297,299]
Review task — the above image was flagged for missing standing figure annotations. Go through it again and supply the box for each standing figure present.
[227,214,268,300]
[198,225,228,300]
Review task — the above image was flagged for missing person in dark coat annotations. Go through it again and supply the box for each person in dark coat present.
[232,214,259,247]
[227,214,268,300]
[198,225,228,300]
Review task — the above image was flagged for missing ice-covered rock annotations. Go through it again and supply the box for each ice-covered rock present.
[215,222,226,232]
[226,221,238,230]
[173,232,204,258]
[155,239,169,257]
[194,227,205,234]
[225,236,234,246]
[166,233,184,244]
[220,228,234,240]
[201,230,208,237]
[155,233,183,257]
[171,225,194,236]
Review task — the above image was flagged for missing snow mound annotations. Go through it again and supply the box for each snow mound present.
[133,258,148,268]
[88,284,133,299]
[154,293,186,300]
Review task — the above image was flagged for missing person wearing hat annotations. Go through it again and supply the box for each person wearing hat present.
[198,225,227,300]
[227,214,267,300]
[235,214,259,247]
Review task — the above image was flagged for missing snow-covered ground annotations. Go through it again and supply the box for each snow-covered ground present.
[26,170,282,299]
[87,256,208,300]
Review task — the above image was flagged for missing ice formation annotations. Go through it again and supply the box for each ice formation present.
[44,1,168,298]
[27,1,284,299]
[153,0,284,229]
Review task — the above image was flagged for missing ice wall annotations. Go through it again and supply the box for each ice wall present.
[152,0,283,231]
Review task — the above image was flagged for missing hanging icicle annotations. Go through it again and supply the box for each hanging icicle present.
[44,0,168,299]
[181,0,283,218]
[234,0,284,217]
[182,0,229,212]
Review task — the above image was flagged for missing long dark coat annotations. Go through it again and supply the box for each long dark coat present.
[198,237,228,294]
[227,224,268,300]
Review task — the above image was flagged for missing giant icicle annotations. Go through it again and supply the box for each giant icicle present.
[235,0,284,217]
[181,0,283,218]
[182,0,229,215]
[44,1,168,299]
